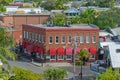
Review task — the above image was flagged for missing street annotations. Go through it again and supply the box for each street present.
[4,57,96,80]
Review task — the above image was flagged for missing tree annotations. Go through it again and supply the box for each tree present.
[97,68,120,80]
[44,68,67,80]
[41,0,69,11]
[80,8,96,24]
[76,49,89,80]
[9,67,44,80]
[51,13,66,26]
[0,0,13,6]
[71,16,80,24]
[0,5,6,12]
[0,28,16,63]
[0,28,17,80]
[92,7,120,29]
[83,0,117,8]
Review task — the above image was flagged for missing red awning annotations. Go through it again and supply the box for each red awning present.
[66,48,72,55]
[75,48,80,54]
[38,47,44,54]
[22,42,26,48]
[57,48,65,55]
[50,48,56,55]
[33,46,38,53]
[89,47,97,54]
[26,45,33,52]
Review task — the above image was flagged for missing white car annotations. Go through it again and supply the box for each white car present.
[90,60,106,73]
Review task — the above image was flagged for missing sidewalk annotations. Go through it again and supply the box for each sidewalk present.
[31,61,73,68]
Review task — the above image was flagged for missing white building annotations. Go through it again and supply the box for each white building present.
[4,6,42,14]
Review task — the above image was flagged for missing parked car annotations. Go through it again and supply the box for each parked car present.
[90,60,106,73]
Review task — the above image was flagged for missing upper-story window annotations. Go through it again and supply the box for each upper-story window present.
[29,32,32,40]
[39,34,41,43]
[62,36,65,44]
[49,36,53,44]
[36,33,39,41]
[23,31,26,39]
[92,35,96,43]
[42,35,44,43]
[32,33,34,41]
[68,36,72,44]
[80,36,84,43]
[55,36,59,44]
[35,33,38,41]
[74,36,78,43]
[86,35,90,43]
[26,32,28,39]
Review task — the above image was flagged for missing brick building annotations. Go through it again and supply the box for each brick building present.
[0,13,50,43]
[22,24,99,62]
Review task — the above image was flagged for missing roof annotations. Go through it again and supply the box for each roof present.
[64,7,79,13]
[109,27,120,36]
[23,24,99,30]
[99,31,113,37]
[108,43,120,68]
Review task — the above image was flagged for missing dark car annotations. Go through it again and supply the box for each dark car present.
[90,60,106,73]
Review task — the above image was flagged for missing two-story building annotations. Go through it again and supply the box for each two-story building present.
[22,24,99,62]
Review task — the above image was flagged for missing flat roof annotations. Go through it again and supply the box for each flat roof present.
[24,24,99,29]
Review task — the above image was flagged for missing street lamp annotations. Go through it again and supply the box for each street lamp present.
[73,36,77,80]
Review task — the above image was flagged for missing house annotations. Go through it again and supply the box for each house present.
[22,24,99,62]
[51,7,80,18]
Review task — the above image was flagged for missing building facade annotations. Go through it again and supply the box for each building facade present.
[0,13,50,43]
[22,24,99,62]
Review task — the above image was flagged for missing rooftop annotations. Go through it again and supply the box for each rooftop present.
[24,24,99,29]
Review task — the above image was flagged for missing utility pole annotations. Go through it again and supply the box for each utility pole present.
[73,36,77,80]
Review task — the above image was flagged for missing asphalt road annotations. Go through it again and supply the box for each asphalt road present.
[5,58,44,73]
[4,57,96,80]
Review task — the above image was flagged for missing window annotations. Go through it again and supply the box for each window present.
[29,32,32,40]
[62,36,65,44]
[116,49,120,53]
[23,31,26,38]
[92,36,96,43]
[68,36,72,43]
[58,55,64,59]
[51,55,55,59]
[86,35,90,43]
[80,36,84,43]
[39,34,41,42]
[66,55,71,59]
[26,32,28,39]
[49,36,53,44]
[36,34,39,41]
[42,35,44,43]
[55,36,59,44]
[74,36,78,43]
[32,33,34,41]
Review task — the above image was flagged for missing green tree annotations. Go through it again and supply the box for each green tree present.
[0,0,13,5]
[0,28,17,80]
[71,16,80,24]
[76,49,89,80]
[92,7,120,29]
[80,8,96,24]
[51,13,66,25]
[41,0,69,11]
[0,5,6,12]
[9,67,44,80]
[44,68,67,80]
[97,68,120,80]
[0,28,16,63]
